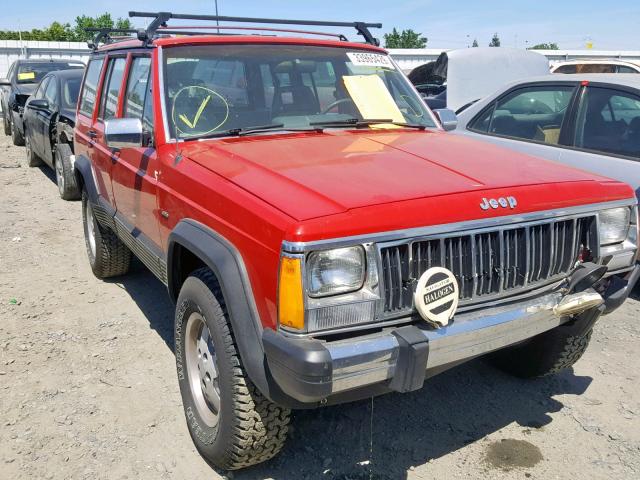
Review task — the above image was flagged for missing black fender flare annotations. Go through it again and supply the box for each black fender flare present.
[167,219,300,407]
[73,153,100,203]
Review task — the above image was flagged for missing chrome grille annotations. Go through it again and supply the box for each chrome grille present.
[379,215,597,315]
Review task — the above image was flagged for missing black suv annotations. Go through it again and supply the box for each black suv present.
[1,59,84,146]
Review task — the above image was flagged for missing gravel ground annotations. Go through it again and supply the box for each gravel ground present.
[1,132,639,480]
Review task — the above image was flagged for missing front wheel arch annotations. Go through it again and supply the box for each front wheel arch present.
[168,220,301,407]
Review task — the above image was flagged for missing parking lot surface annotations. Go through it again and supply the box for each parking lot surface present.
[1,132,639,479]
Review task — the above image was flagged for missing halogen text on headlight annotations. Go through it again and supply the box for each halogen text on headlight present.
[307,246,365,297]
[599,207,631,245]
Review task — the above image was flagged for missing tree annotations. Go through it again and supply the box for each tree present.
[529,42,559,50]
[73,13,132,42]
[472,38,479,47]
[0,13,133,42]
[489,33,501,47]
[384,28,427,48]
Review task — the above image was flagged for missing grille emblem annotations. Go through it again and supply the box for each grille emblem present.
[480,196,517,210]
[414,267,459,328]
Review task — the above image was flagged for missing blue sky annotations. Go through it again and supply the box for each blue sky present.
[3,0,639,50]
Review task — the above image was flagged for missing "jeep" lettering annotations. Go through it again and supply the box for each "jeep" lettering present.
[480,196,518,210]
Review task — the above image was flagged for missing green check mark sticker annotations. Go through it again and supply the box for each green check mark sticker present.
[179,94,212,129]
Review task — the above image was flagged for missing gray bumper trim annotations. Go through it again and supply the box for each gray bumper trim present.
[328,291,572,393]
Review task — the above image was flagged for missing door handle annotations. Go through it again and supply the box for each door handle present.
[87,130,97,139]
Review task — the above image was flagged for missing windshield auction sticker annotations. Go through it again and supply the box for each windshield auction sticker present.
[347,52,394,69]
[414,267,459,328]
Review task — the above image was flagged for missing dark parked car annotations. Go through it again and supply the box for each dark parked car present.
[0,59,84,146]
[23,69,84,199]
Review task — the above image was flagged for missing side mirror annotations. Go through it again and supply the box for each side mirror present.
[433,108,458,131]
[0,78,10,86]
[27,99,49,110]
[104,118,143,149]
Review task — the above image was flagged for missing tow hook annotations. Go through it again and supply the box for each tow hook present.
[554,289,604,317]
[554,262,608,317]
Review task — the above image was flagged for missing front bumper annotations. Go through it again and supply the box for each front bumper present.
[263,288,613,405]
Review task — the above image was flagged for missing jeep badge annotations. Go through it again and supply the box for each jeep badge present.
[480,196,518,210]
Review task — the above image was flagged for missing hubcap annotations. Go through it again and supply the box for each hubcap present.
[185,312,221,427]
[55,151,65,195]
[84,200,97,258]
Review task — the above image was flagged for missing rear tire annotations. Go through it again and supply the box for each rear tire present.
[25,133,42,167]
[55,143,80,200]
[175,268,290,470]
[82,190,131,279]
[11,113,24,146]
[2,109,10,135]
[490,324,593,378]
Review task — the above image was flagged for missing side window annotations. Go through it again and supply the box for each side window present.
[469,85,575,145]
[44,78,58,107]
[554,64,577,74]
[99,57,126,120]
[123,57,153,132]
[578,64,616,74]
[575,87,640,158]
[617,66,638,74]
[79,58,104,117]
[33,78,49,100]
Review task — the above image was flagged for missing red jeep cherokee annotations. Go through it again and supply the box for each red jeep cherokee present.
[74,12,639,470]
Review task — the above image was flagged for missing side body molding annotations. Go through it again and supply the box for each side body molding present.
[168,219,295,405]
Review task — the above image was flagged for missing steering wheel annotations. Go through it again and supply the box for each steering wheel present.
[321,98,355,114]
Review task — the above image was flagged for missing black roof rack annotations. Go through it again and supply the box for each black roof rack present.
[128,11,382,46]
[85,28,140,50]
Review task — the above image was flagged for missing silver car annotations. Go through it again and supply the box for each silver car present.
[454,74,640,197]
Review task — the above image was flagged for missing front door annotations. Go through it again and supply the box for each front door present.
[110,54,163,249]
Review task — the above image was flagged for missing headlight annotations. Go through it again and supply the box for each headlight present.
[307,246,365,297]
[599,207,630,245]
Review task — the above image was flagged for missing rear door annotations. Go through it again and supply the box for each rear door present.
[93,55,127,208]
[110,54,163,248]
[566,84,640,196]
[76,57,109,200]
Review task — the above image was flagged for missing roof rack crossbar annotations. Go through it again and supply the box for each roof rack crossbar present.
[129,11,381,45]
[157,25,349,41]
[85,27,140,50]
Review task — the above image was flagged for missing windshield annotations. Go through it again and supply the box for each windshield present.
[16,62,84,84]
[163,44,435,139]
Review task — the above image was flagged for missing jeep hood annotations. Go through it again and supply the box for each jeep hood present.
[181,129,629,222]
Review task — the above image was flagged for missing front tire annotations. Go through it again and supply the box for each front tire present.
[2,108,10,135]
[175,268,290,470]
[82,190,131,278]
[11,113,24,146]
[55,143,80,200]
[490,323,593,378]
[25,133,42,167]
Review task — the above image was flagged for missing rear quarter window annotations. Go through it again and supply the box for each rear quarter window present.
[79,58,105,117]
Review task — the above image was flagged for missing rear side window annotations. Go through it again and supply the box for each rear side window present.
[44,78,58,106]
[99,57,126,120]
[575,87,640,158]
[617,66,639,74]
[79,59,104,117]
[469,85,575,145]
[123,57,153,132]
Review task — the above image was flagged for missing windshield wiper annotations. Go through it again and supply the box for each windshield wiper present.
[195,123,323,140]
[309,118,427,130]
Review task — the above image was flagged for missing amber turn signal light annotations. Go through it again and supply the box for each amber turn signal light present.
[278,256,305,330]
